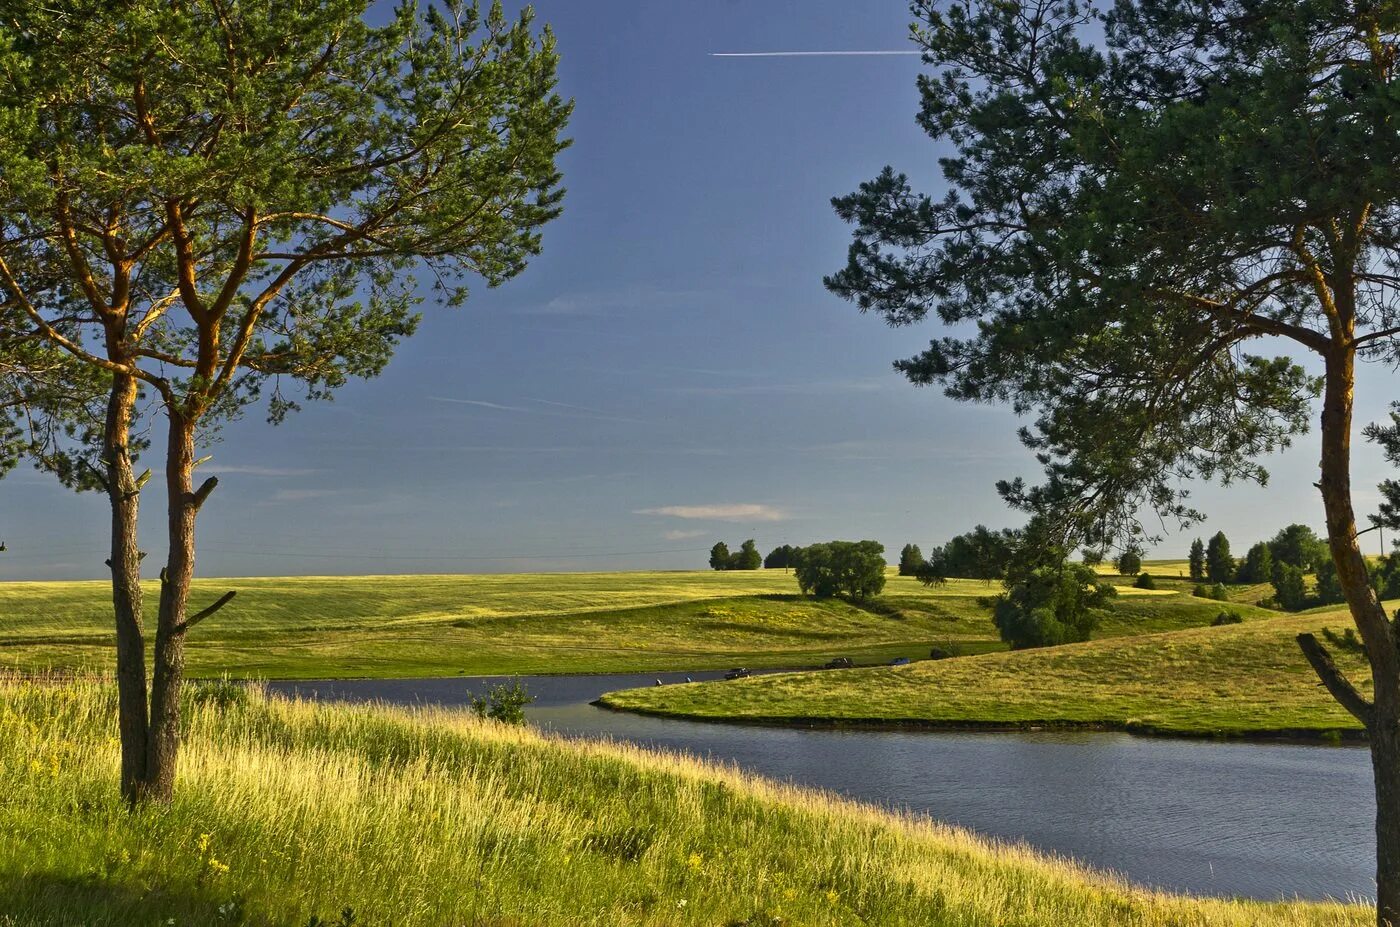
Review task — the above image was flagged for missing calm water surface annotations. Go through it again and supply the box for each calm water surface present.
[268,672,1375,903]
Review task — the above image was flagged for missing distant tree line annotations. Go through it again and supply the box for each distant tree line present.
[1183,524,1365,611]
[708,540,762,571]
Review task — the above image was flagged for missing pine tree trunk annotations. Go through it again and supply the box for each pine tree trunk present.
[143,410,198,803]
[1316,347,1400,926]
[104,373,149,805]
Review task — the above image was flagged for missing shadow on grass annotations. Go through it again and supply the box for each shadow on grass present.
[0,872,235,927]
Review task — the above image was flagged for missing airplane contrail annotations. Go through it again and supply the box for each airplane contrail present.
[710,50,921,57]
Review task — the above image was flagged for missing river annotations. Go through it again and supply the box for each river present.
[266,671,1375,904]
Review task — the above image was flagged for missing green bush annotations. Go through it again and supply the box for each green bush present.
[992,560,1117,649]
[469,680,534,725]
[1132,573,1156,590]
[793,540,887,601]
[1211,610,1243,626]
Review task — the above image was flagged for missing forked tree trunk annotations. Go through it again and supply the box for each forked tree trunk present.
[1314,346,1400,926]
[143,410,200,804]
[105,373,149,805]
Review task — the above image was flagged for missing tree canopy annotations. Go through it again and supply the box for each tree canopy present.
[992,559,1117,649]
[826,1,1400,914]
[0,0,570,804]
[793,541,887,601]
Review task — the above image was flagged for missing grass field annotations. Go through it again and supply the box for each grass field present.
[599,607,1373,739]
[0,677,1368,927]
[0,568,1249,679]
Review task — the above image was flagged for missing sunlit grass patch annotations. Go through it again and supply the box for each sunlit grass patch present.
[0,678,1369,926]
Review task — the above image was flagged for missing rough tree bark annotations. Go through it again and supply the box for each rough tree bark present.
[103,371,149,805]
[142,410,214,803]
[1309,342,1400,926]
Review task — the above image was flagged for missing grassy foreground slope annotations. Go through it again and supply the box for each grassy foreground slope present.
[600,610,1373,738]
[0,679,1365,927]
[0,571,1245,679]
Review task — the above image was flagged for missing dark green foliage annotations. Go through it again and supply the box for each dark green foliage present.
[763,545,799,570]
[1315,558,1347,607]
[1373,553,1400,601]
[1206,533,1234,584]
[898,543,925,576]
[0,0,572,468]
[992,560,1117,649]
[1272,564,1310,612]
[734,539,763,571]
[1212,610,1244,626]
[1133,573,1156,590]
[793,541,887,601]
[1081,548,1104,566]
[1268,525,1328,572]
[1188,540,1206,582]
[469,680,534,725]
[926,526,1020,581]
[711,539,762,571]
[1235,542,1274,585]
[1115,548,1142,576]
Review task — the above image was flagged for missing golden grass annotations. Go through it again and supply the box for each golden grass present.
[0,678,1368,926]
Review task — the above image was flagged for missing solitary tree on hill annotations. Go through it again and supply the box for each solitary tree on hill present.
[1188,539,1206,582]
[1114,548,1141,577]
[0,0,570,804]
[826,0,1400,917]
[1206,533,1235,585]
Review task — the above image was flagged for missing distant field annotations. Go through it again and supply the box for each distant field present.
[0,677,1367,926]
[600,608,1372,739]
[0,569,1261,678]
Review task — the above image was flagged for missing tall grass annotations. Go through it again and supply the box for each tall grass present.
[0,677,1367,925]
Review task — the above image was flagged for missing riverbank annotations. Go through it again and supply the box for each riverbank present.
[0,678,1368,926]
[598,610,1373,740]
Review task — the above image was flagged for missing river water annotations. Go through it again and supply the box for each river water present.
[266,671,1375,903]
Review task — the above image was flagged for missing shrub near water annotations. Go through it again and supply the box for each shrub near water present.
[0,678,1368,927]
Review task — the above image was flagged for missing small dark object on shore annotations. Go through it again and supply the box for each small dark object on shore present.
[889,657,911,666]
[724,668,751,680]
[823,657,854,669]
[928,647,952,660]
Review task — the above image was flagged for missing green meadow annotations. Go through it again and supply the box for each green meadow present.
[0,677,1368,927]
[0,568,1236,679]
[600,605,1373,739]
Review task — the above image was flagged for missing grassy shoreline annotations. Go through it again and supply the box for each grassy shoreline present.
[0,678,1369,926]
[599,610,1374,740]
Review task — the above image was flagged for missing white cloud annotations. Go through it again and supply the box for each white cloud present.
[636,503,788,522]
[662,529,709,540]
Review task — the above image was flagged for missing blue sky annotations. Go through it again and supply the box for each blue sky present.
[2,0,1395,579]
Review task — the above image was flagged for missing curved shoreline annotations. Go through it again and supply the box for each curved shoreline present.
[591,697,1369,746]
